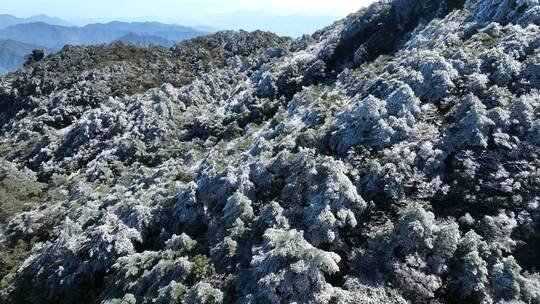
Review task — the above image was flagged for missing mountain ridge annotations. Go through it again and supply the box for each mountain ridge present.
[0,19,208,74]
[206,11,339,37]
[113,32,176,47]
[0,14,71,28]
[0,20,207,49]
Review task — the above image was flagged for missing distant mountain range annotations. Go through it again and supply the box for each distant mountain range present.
[0,15,208,75]
[67,11,339,37]
[0,11,339,75]
[0,14,71,28]
[203,11,338,37]
[0,21,207,49]
[0,39,50,74]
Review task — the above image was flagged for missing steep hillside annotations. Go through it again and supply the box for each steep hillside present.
[1,0,540,303]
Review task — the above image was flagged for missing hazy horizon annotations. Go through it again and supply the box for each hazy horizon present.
[0,10,350,37]
[1,0,376,28]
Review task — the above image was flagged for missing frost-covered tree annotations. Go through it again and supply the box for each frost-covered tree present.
[477,212,517,255]
[246,229,341,303]
[418,53,458,103]
[185,282,223,304]
[491,256,523,301]
[357,206,460,301]
[447,94,495,149]
[281,152,365,249]
[448,231,490,301]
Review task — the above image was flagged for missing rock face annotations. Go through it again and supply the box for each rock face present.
[1,0,540,303]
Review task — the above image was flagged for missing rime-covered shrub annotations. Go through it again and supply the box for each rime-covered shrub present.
[523,54,540,89]
[491,257,523,301]
[418,53,458,103]
[281,151,365,249]
[477,212,517,254]
[446,94,495,149]
[10,219,86,302]
[358,206,460,301]
[448,231,490,301]
[330,95,388,152]
[246,229,341,303]
[511,91,540,136]
[331,278,408,304]
[185,282,223,304]
[329,92,420,153]
[164,183,207,235]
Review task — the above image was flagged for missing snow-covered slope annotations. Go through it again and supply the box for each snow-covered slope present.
[1,0,540,303]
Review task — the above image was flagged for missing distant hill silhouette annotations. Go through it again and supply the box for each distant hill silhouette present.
[208,11,337,37]
[0,18,207,74]
[0,14,71,29]
[114,33,176,47]
[0,21,207,49]
[0,39,49,74]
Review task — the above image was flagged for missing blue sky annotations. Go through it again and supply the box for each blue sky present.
[2,0,376,21]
